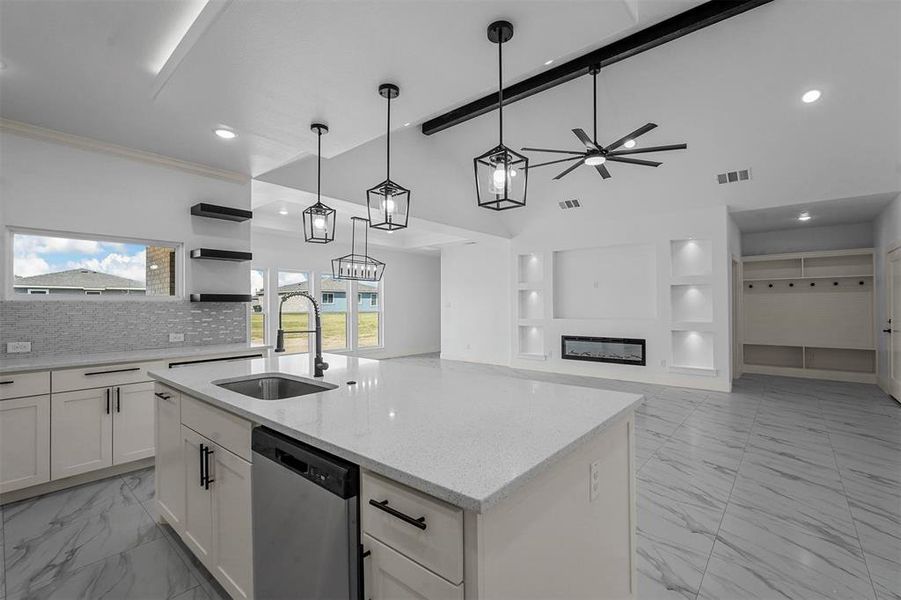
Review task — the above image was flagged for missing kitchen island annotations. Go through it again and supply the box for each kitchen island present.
[149,353,641,600]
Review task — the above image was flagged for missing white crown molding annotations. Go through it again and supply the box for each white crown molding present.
[0,118,249,183]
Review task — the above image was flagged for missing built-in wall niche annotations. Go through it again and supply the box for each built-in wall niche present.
[670,284,713,323]
[518,289,544,320]
[518,325,545,358]
[518,253,543,284]
[671,330,714,371]
[671,239,712,278]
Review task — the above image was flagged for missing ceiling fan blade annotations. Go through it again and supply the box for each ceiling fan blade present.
[605,123,658,151]
[553,160,584,180]
[521,147,584,155]
[527,156,583,169]
[571,128,600,151]
[607,143,687,156]
[594,164,612,179]
[606,156,662,167]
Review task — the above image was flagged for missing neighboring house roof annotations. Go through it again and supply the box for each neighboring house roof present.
[277,278,357,294]
[14,269,145,290]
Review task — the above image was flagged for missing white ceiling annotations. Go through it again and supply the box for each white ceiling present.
[0,0,702,177]
[730,193,897,233]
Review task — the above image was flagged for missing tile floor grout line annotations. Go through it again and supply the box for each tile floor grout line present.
[636,390,711,473]
[819,404,881,600]
[692,386,766,600]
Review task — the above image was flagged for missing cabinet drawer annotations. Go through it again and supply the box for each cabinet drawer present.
[53,362,156,392]
[0,371,50,400]
[364,534,463,600]
[181,395,252,461]
[362,472,463,585]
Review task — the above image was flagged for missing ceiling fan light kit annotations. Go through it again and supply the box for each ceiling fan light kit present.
[367,83,411,231]
[302,123,337,244]
[473,20,529,211]
[332,217,386,282]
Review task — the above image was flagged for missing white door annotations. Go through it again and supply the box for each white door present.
[364,534,463,600]
[0,394,51,493]
[210,442,254,600]
[182,425,213,566]
[51,388,113,479]
[154,387,184,531]
[112,382,156,464]
[888,249,901,398]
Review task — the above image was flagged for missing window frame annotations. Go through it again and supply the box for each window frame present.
[321,292,335,305]
[6,227,184,301]
[249,267,268,345]
[275,269,314,355]
[353,279,384,351]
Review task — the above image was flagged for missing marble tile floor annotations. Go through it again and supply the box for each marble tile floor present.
[0,355,897,599]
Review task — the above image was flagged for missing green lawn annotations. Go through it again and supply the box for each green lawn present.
[251,312,379,350]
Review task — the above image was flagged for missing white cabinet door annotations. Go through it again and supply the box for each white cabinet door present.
[154,386,184,532]
[51,388,113,479]
[0,394,50,493]
[113,382,155,465]
[182,425,213,566]
[364,534,463,600]
[210,442,254,600]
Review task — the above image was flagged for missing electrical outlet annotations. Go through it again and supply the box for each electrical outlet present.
[7,341,32,353]
[590,459,601,502]
[169,333,185,343]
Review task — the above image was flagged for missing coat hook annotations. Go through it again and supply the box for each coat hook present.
[768,283,773,288]
[810,282,816,287]
[748,284,753,289]
[789,282,794,287]
[833,281,838,286]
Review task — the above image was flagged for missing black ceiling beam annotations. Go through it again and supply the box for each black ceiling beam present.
[421,0,774,136]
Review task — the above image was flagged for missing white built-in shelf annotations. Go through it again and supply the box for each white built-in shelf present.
[671,330,715,372]
[743,275,873,282]
[671,239,713,278]
[518,324,545,357]
[516,353,548,361]
[671,283,713,323]
[669,365,718,377]
[517,318,544,326]
[518,253,543,284]
[517,289,544,321]
[671,322,715,332]
[515,253,546,359]
[517,283,542,290]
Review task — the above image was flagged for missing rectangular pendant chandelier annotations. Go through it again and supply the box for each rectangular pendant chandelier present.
[332,217,385,282]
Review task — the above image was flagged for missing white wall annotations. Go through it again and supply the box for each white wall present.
[251,228,441,359]
[742,222,874,256]
[0,128,251,297]
[440,239,511,366]
[873,193,901,388]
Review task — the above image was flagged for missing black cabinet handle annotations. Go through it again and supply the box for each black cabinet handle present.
[199,443,207,487]
[368,499,427,530]
[105,388,110,414]
[0,380,13,385]
[116,387,121,412]
[84,367,140,376]
[203,446,214,489]
[154,392,171,400]
[884,329,893,333]
[362,549,371,558]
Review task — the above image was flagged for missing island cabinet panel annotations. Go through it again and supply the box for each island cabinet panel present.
[364,534,464,600]
[112,382,156,465]
[210,444,254,600]
[154,384,184,532]
[181,394,252,461]
[0,394,50,493]
[52,361,157,393]
[362,471,464,585]
[0,370,50,400]
[51,388,113,479]
[182,425,214,566]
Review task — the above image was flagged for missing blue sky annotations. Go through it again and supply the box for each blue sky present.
[13,234,148,282]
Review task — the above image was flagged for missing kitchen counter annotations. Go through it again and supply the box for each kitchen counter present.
[149,353,641,512]
[0,343,270,374]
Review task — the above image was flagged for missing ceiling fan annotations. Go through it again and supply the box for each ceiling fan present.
[522,65,687,180]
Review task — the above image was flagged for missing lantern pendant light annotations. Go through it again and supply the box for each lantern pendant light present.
[302,123,336,244]
[473,20,528,211]
[332,217,386,282]
[367,83,411,231]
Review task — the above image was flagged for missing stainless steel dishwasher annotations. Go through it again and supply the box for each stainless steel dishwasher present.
[252,426,360,600]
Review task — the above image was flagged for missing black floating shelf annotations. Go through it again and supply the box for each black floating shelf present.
[190,203,253,222]
[190,294,253,303]
[190,248,253,262]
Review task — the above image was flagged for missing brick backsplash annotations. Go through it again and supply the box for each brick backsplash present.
[0,300,247,356]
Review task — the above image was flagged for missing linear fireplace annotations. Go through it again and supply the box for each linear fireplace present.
[561,336,646,366]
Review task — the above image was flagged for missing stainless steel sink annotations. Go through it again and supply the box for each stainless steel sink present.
[213,374,338,400]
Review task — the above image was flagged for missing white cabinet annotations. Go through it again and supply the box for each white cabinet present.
[363,534,463,600]
[154,385,184,531]
[51,388,113,479]
[182,425,214,565]
[113,382,156,464]
[0,394,51,493]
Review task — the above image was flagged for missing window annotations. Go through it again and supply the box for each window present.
[356,280,382,348]
[250,269,266,345]
[12,231,179,297]
[321,292,335,305]
[320,274,348,351]
[277,271,311,354]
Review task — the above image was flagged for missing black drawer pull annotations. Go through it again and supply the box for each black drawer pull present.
[105,388,110,414]
[0,380,13,385]
[368,499,427,530]
[84,367,140,376]
[154,392,172,400]
[116,387,121,412]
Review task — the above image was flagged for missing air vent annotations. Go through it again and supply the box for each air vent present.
[716,168,752,184]
[558,199,582,210]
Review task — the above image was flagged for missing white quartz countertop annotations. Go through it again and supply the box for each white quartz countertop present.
[149,353,642,512]
[0,344,270,374]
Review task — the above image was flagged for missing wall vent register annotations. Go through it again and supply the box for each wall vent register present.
[561,336,646,366]
[716,168,751,184]
[558,199,582,210]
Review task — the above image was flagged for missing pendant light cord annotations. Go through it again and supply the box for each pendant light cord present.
[593,68,598,145]
[386,93,391,181]
[316,127,322,205]
[497,36,504,146]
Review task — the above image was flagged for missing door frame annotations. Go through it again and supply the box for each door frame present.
[731,256,743,380]
[884,244,901,399]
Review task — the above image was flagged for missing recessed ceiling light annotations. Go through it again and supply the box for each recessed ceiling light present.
[213,127,237,139]
[623,139,636,149]
[278,208,289,215]
[801,89,821,103]
[798,211,811,221]
[584,155,606,166]
[544,59,554,66]
[403,122,411,127]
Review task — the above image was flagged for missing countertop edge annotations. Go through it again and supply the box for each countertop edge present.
[150,369,643,513]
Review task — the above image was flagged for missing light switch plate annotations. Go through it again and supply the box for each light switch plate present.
[169,333,185,343]
[7,341,32,353]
